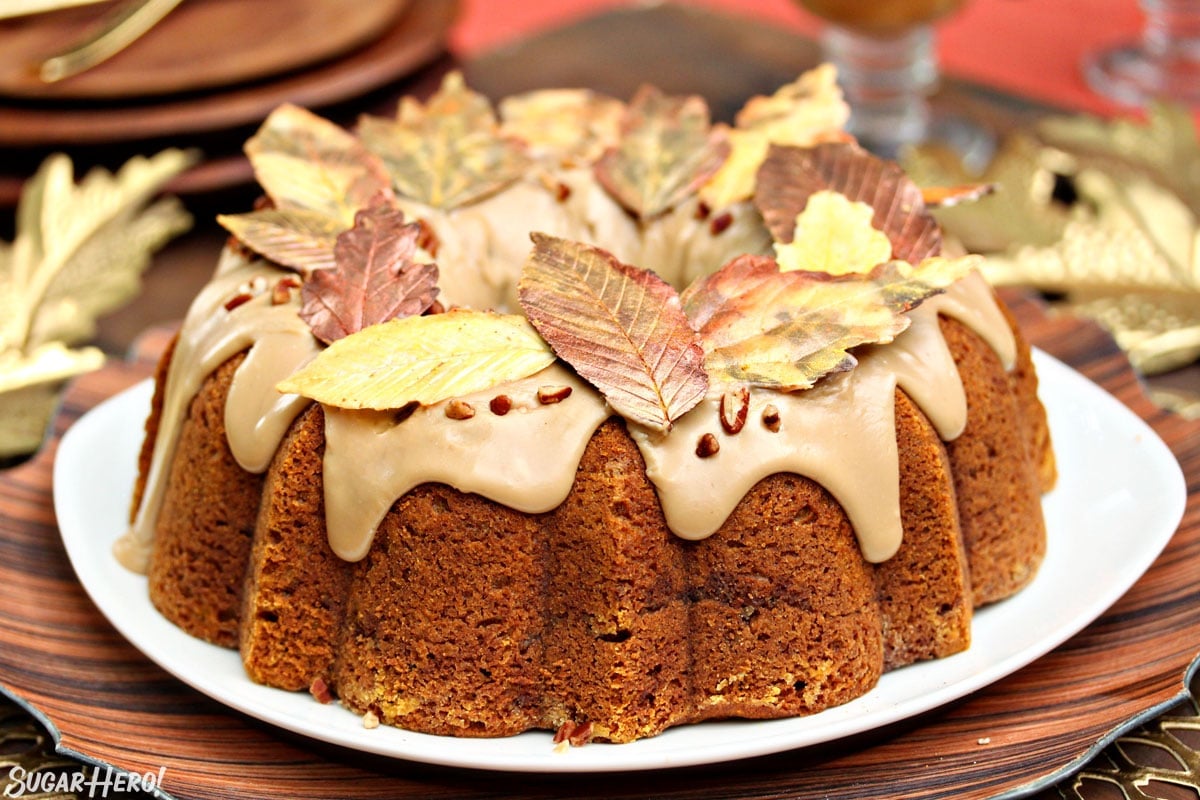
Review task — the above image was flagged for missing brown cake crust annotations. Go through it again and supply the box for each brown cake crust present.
[873,389,971,669]
[1001,300,1058,493]
[685,470,884,725]
[146,352,263,648]
[541,419,692,742]
[335,486,550,736]
[240,405,353,691]
[939,316,1047,605]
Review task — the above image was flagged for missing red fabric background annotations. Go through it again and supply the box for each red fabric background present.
[449,0,1149,118]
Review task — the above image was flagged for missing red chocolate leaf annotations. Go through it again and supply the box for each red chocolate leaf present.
[518,233,708,431]
[299,201,439,344]
[594,85,730,220]
[755,142,942,262]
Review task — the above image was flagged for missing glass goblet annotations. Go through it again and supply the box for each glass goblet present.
[1084,0,1200,107]
[798,0,973,159]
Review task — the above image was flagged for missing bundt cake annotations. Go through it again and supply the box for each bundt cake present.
[118,68,1056,744]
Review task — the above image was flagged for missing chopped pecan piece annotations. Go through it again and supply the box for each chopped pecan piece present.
[272,276,302,305]
[309,677,334,704]
[696,432,721,458]
[445,399,476,420]
[719,387,749,434]
[552,720,595,747]
[537,385,573,405]
[489,394,513,416]
[709,210,734,235]
[415,218,441,258]
[223,292,253,312]
[762,404,781,432]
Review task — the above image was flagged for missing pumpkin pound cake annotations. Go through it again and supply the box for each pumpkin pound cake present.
[120,67,1056,744]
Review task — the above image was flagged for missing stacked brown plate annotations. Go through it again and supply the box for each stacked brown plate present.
[0,0,458,204]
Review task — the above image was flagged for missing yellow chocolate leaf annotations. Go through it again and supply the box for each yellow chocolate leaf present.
[774,190,893,275]
[276,310,554,410]
[594,85,730,220]
[499,88,624,165]
[700,64,850,208]
[246,104,392,225]
[358,71,532,210]
[217,208,343,275]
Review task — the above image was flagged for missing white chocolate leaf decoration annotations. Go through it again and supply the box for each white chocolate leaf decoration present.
[682,254,976,391]
[518,233,708,432]
[298,202,439,344]
[594,85,730,220]
[358,71,532,210]
[774,190,893,275]
[277,309,555,410]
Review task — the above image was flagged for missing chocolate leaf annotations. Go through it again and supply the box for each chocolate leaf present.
[594,85,730,219]
[499,88,625,165]
[701,64,850,209]
[246,104,392,224]
[217,208,343,275]
[773,190,894,275]
[682,254,976,391]
[921,183,996,208]
[276,309,556,410]
[298,202,439,344]
[358,71,532,210]
[518,233,708,431]
[755,142,942,262]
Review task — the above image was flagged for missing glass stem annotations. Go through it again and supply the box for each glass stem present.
[821,22,938,157]
[1141,0,1200,62]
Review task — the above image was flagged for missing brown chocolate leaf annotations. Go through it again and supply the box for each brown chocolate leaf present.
[357,71,532,210]
[594,85,730,220]
[681,254,974,390]
[299,202,438,344]
[246,104,392,224]
[518,233,708,431]
[217,208,343,275]
[755,142,941,262]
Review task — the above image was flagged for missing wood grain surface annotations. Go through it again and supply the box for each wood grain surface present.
[0,290,1197,800]
[0,0,410,100]
[0,0,456,147]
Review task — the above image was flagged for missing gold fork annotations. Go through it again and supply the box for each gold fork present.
[37,0,184,83]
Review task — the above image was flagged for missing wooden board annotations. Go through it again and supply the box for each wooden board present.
[0,0,456,146]
[0,0,409,100]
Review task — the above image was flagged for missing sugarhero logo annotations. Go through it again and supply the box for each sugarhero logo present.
[4,764,166,798]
